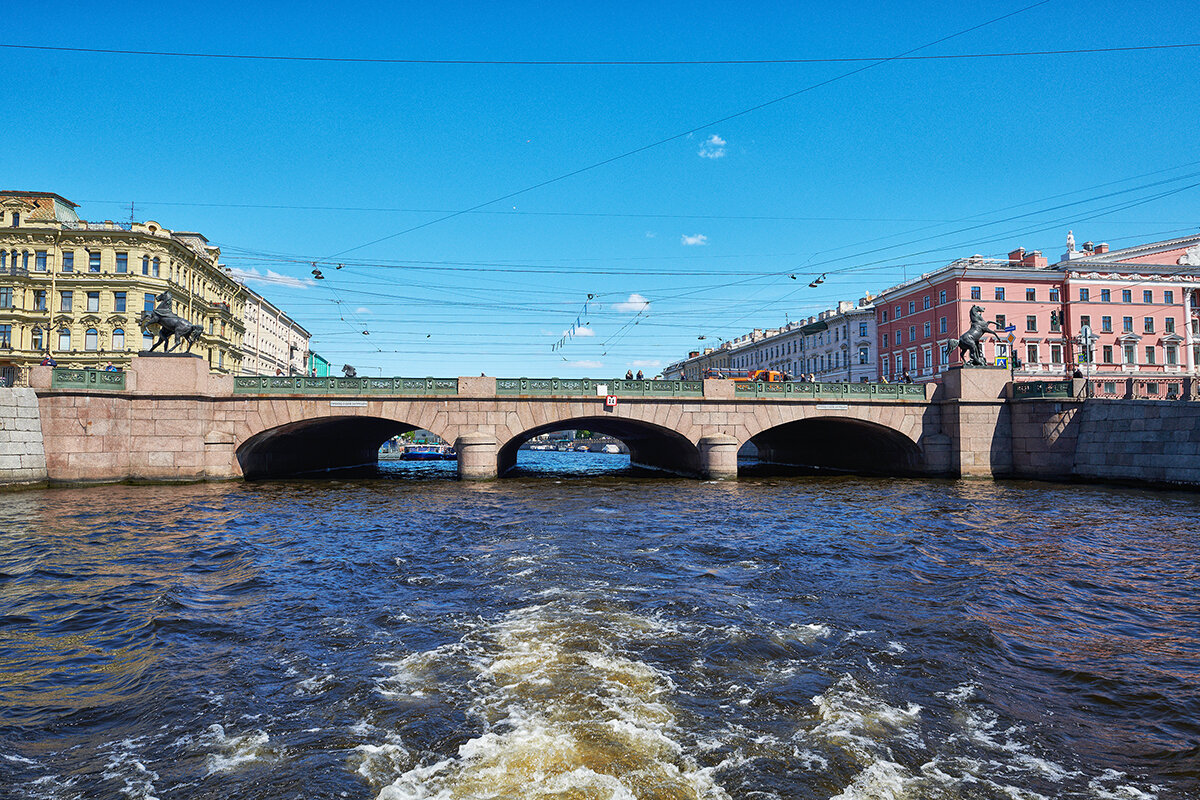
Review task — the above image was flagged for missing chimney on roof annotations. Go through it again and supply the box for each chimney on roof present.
[1008,247,1025,263]
[1096,243,1109,254]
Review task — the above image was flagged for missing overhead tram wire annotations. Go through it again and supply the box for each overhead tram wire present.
[312,0,1055,261]
[4,41,1196,65]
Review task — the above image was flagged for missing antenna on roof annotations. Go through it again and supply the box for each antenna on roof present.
[129,201,135,225]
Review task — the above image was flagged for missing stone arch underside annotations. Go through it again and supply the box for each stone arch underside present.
[748,416,924,476]
[498,416,702,477]
[236,415,420,479]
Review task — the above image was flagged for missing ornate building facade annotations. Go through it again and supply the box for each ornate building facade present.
[0,191,245,386]
[241,286,312,376]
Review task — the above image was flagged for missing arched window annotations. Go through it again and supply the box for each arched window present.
[152,257,160,277]
[22,251,30,269]
[0,251,5,269]
[58,328,71,351]
[143,330,154,350]
[112,328,125,350]
[85,328,99,351]
[142,255,150,275]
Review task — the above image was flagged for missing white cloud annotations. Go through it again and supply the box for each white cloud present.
[632,359,662,368]
[681,234,708,246]
[228,266,313,289]
[613,293,650,313]
[564,326,595,337]
[355,307,371,315]
[645,231,657,238]
[698,134,726,159]
[569,360,604,369]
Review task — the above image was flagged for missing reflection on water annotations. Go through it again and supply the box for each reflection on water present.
[1,457,1198,799]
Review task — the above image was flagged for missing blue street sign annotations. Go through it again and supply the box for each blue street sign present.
[1003,325,1017,332]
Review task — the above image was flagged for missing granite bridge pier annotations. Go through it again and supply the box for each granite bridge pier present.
[4,354,1200,487]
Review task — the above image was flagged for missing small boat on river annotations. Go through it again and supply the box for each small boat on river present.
[401,443,456,460]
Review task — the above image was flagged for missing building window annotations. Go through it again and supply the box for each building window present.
[1164,290,1174,305]
[1050,344,1062,364]
[1026,288,1036,301]
[114,292,126,312]
[939,290,946,304]
[858,346,869,364]
[859,322,868,337]
[35,251,47,271]
[0,324,9,348]
[1122,289,1132,303]
[0,287,10,308]
[1167,345,1178,365]
[143,330,154,349]
[994,314,1005,330]
[1101,315,1112,332]
[143,293,155,313]
[1049,288,1060,302]
[112,328,125,350]
[1143,290,1153,304]
[939,316,947,334]
[1025,315,1037,332]
[1165,317,1175,333]
[87,291,100,312]
[970,286,981,300]
[85,328,98,351]
[62,251,74,272]
[34,290,46,311]
[908,325,916,342]
[881,356,889,377]
[1122,316,1133,333]
[1124,344,1136,365]
[881,310,888,322]
[10,212,18,227]
[908,301,915,314]
[1079,315,1090,329]
[1145,346,1155,365]
[1101,289,1110,302]
[152,257,160,277]
[142,255,150,275]
[88,251,101,272]
[940,345,949,366]
[58,328,71,351]
[882,333,889,347]
[116,252,128,273]
[1026,344,1038,364]
[895,305,902,318]
[922,321,931,338]
[32,328,43,351]
[923,295,930,310]
[1079,287,1089,301]
[1143,317,1154,334]
[60,290,73,312]
[1102,345,1114,363]
[908,352,917,371]
[995,287,1005,301]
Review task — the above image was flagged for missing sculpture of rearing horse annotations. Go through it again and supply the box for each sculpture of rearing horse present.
[948,304,1001,366]
[137,292,204,353]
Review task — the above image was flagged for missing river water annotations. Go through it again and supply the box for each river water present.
[1,452,1198,799]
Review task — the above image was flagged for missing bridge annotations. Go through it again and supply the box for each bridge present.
[15,354,1200,486]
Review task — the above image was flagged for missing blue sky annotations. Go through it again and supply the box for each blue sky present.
[4,1,1198,377]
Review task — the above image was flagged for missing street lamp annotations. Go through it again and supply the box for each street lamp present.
[1075,324,1099,398]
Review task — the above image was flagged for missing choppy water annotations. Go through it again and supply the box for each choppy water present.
[1,452,1198,799]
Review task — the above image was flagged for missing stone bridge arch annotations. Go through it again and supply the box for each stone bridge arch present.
[495,414,702,477]
[743,412,926,475]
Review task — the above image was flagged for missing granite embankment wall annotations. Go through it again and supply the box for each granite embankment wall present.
[1011,398,1200,487]
[0,388,48,486]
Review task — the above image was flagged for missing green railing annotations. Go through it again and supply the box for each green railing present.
[732,381,925,400]
[232,376,459,395]
[50,367,127,391]
[1012,380,1072,400]
[495,378,704,397]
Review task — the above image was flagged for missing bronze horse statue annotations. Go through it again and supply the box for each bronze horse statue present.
[948,304,1001,366]
[137,293,204,353]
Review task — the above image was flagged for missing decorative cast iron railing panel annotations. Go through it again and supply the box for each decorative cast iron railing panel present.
[232,376,459,395]
[50,368,127,391]
[732,381,925,400]
[494,378,704,397]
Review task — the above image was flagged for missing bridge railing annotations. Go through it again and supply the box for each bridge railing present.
[1012,380,1073,400]
[232,376,459,395]
[732,380,926,400]
[495,378,704,397]
[50,367,127,391]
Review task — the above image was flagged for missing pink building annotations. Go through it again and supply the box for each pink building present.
[873,233,1200,383]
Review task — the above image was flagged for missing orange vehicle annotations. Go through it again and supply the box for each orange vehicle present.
[706,369,789,382]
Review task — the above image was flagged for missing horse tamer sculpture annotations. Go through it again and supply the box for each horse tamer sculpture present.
[137,292,204,353]
[947,304,1002,367]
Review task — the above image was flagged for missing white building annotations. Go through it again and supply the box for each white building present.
[722,297,878,381]
[240,285,311,376]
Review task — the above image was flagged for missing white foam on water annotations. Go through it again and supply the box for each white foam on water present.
[294,672,336,695]
[1087,770,1163,799]
[809,674,924,760]
[353,733,413,786]
[202,723,275,774]
[101,741,161,800]
[369,602,729,800]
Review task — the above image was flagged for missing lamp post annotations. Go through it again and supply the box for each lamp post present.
[1076,324,1099,398]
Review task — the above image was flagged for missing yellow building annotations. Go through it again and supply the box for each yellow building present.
[0,191,245,386]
